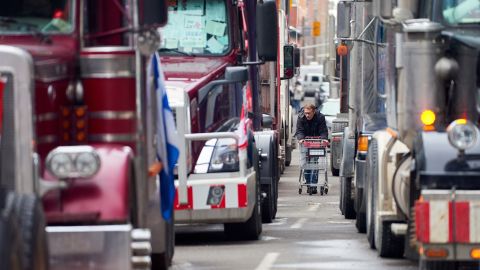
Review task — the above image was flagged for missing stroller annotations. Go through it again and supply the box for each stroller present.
[298,137,329,196]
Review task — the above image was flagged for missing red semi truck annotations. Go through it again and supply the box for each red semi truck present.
[0,0,173,269]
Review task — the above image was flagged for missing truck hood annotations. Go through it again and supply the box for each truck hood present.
[161,56,232,92]
[0,36,77,80]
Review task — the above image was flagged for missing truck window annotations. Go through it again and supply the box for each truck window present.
[0,0,75,34]
[160,0,230,55]
[199,83,242,132]
[311,76,320,82]
[83,0,133,47]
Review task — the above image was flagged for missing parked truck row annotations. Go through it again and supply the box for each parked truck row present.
[0,0,299,268]
[334,0,480,269]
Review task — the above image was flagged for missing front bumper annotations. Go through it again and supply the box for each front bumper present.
[174,171,256,223]
[416,189,480,261]
[47,224,151,270]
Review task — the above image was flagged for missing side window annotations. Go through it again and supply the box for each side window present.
[200,83,242,132]
[312,76,319,82]
[83,0,133,47]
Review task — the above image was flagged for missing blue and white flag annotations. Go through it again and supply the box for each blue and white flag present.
[149,52,180,221]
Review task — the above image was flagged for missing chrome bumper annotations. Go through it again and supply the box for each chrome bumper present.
[47,224,151,270]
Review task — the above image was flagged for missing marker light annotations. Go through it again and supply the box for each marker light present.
[420,110,436,126]
[358,135,369,153]
[471,248,480,259]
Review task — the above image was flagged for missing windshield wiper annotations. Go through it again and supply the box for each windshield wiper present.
[0,16,52,44]
[158,48,194,57]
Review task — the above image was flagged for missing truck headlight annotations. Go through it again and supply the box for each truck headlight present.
[208,138,239,173]
[447,119,478,151]
[46,146,101,179]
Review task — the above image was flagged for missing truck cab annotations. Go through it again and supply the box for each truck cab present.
[159,0,283,238]
[0,0,174,269]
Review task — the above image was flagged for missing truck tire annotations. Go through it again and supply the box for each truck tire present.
[330,153,339,176]
[366,139,378,249]
[261,183,275,223]
[376,220,404,258]
[151,219,175,270]
[342,176,356,219]
[285,144,292,167]
[11,194,49,270]
[0,191,23,270]
[355,187,366,233]
[225,149,262,240]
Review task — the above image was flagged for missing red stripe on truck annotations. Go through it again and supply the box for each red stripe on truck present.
[449,201,470,243]
[174,186,193,210]
[415,200,430,243]
[238,184,247,208]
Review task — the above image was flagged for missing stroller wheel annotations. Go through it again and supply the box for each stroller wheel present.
[298,188,302,194]
[324,188,329,195]
[320,187,324,196]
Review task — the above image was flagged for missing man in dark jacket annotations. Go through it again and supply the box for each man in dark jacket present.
[295,103,328,194]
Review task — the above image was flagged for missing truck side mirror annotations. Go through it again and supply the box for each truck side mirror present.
[337,1,351,39]
[283,45,295,80]
[225,66,249,83]
[294,47,301,69]
[256,1,278,62]
[142,0,168,27]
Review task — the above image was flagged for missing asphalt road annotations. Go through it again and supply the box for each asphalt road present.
[170,148,417,270]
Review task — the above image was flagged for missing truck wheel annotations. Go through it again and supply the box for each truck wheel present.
[285,144,292,167]
[342,176,356,219]
[11,194,49,270]
[330,153,339,176]
[1,191,23,270]
[366,139,378,249]
[355,187,366,233]
[225,151,262,240]
[151,219,175,270]
[376,220,404,258]
[261,183,275,223]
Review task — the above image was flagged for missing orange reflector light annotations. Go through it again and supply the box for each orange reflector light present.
[358,135,369,152]
[423,125,435,131]
[76,107,86,117]
[63,133,70,141]
[471,248,480,259]
[63,120,70,129]
[62,108,70,117]
[76,120,86,129]
[421,110,436,126]
[76,132,86,141]
[425,248,448,258]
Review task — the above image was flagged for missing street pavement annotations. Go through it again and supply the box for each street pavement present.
[170,149,417,270]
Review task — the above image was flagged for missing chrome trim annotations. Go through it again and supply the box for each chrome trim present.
[80,55,135,78]
[88,133,138,142]
[81,46,135,53]
[35,60,69,82]
[0,46,35,194]
[35,112,58,122]
[89,111,136,120]
[37,135,58,144]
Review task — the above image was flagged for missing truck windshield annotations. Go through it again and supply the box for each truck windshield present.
[160,0,230,56]
[442,0,480,24]
[0,0,74,34]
